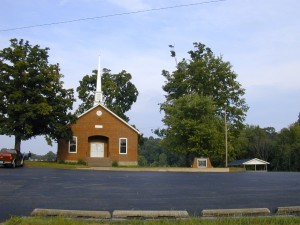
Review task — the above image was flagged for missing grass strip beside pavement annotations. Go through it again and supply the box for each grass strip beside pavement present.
[24,161,88,169]
[4,216,300,225]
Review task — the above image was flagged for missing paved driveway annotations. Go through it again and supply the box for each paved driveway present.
[1,167,300,222]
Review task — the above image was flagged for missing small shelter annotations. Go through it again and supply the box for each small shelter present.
[228,158,270,171]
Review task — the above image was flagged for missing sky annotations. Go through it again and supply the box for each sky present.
[0,0,299,155]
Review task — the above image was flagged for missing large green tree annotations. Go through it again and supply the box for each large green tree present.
[0,38,76,151]
[162,42,248,132]
[76,68,138,122]
[158,42,248,165]
[161,94,225,164]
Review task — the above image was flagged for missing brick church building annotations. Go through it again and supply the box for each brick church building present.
[57,57,139,166]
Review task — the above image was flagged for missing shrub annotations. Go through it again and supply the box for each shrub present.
[77,159,87,165]
[112,161,119,167]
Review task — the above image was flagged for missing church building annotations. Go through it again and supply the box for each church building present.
[57,57,139,166]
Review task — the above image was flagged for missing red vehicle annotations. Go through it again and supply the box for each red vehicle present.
[0,148,24,168]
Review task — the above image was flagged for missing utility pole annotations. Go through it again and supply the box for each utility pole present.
[225,107,228,167]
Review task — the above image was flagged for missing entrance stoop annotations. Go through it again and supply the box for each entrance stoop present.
[86,158,112,167]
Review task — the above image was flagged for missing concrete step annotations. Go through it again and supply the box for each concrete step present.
[31,208,111,219]
[276,206,300,215]
[86,158,112,167]
[112,210,189,219]
[202,208,271,217]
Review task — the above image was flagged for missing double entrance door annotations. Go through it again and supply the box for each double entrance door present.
[90,142,104,158]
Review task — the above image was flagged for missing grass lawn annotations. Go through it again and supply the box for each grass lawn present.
[4,216,300,225]
[23,161,174,170]
[24,161,89,169]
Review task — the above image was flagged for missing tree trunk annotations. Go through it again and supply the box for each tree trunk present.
[14,136,21,152]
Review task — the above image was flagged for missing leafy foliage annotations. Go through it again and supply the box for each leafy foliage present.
[162,42,248,132]
[235,125,277,161]
[29,151,57,161]
[138,136,187,167]
[0,38,76,151]
[232,117,300,171]
[140,120,300,171]
[273,123,300,171]
[157,42,248,165]
[161,94,225,164]
[76,68,138,122]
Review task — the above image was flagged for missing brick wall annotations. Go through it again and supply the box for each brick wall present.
[57,105,138,164]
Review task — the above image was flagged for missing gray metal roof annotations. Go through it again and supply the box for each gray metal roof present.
[229,158,270,166]
[228,159,251,166]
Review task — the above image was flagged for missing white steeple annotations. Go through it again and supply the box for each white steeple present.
[94,56,103,106]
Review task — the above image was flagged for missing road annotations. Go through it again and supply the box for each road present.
[1,167,300,222]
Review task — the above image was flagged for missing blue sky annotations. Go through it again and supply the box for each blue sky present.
[1,0,300,155]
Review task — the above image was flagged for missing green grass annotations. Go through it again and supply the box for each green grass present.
[24,161,89,169]
[23,161,172,170]
[4,216,104,225]
[4,216,300,225]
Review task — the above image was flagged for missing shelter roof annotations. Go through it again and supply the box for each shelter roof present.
[228,158,270,166]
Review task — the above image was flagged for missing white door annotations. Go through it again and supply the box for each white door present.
[90,142,104,158]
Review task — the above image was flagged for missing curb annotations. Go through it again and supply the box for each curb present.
[276,206,300,215]
[31,208,111,219]
[112,210,189,219]
[30,206,300,220]
[80,167,235,173]
[202,208,271,217]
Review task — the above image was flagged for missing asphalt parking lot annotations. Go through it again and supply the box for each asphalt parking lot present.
[1,167,300,222]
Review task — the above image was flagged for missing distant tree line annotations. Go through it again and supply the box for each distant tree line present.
[30,151,57,162]
[139,120,300,171]
[138,136,186,167]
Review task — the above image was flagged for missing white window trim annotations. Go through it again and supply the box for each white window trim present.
[119,138,127,155]
[69,136,77,153]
